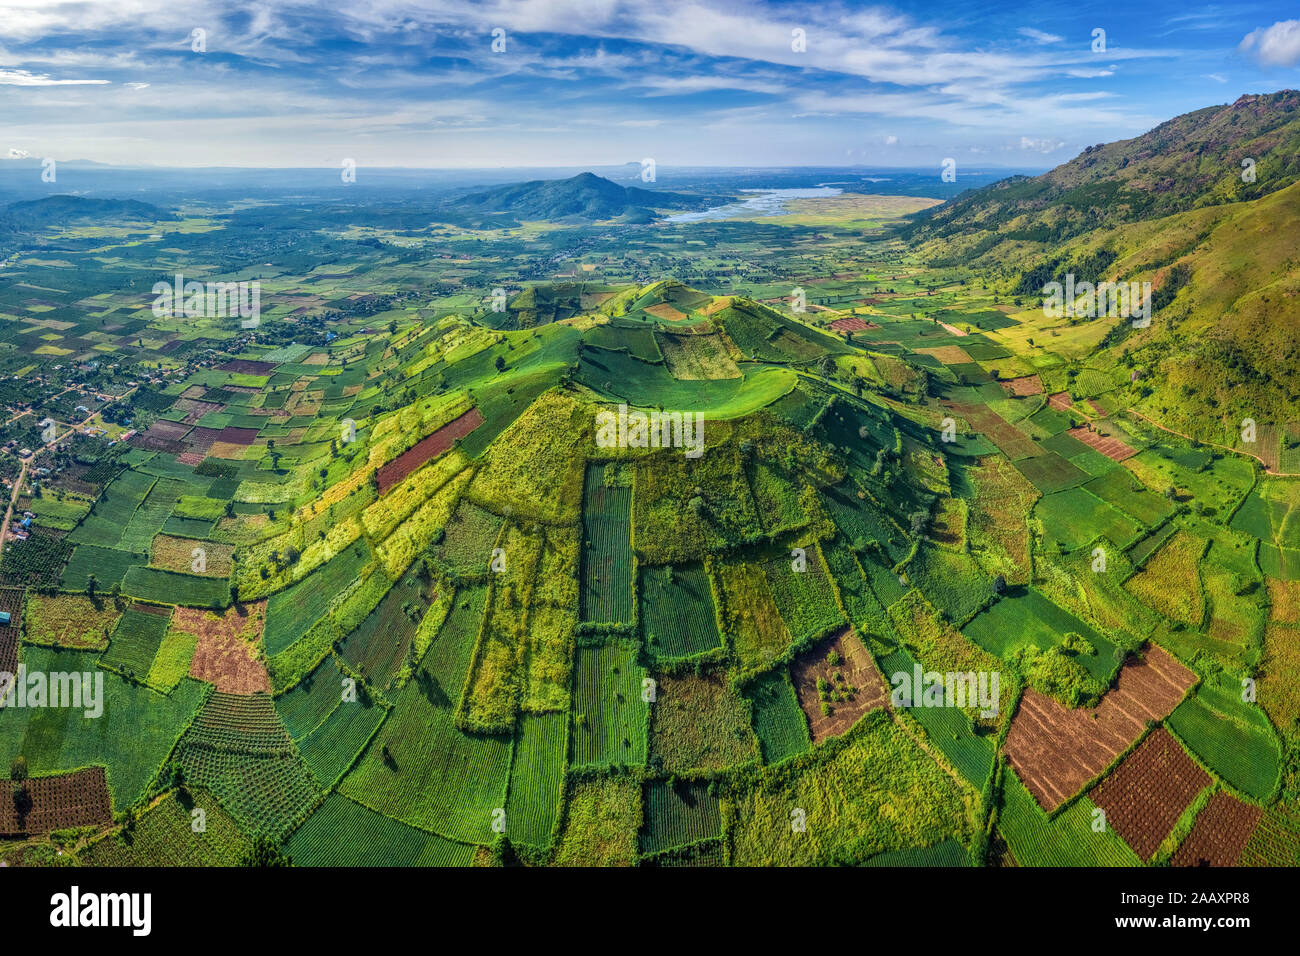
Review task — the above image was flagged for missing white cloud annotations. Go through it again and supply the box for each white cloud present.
[1018,27,1063,44]
[1203,72,1227,83]
[125,81,150,89]
[1239,19,1300,67]
[7,147,29,158]
[884,134,898,145]
[1019,136,1066,153]
[0,68,110,85]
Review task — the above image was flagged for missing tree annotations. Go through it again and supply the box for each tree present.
[9,755,27,783]
[239,836,292,867]
[991,574,1007,596]
[86,574,98,600]
[494,355,506,373]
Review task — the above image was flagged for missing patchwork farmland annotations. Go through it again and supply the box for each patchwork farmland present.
[0,108,1296,878]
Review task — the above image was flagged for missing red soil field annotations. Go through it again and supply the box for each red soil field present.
[181,602,271,695]
[182,425,222,453]
[1068,426,1137,462]
[828,317,879,333]
[375,407,484,495]
[1047,391,1074,411]
[132,419,191,453]
[1089,727,1210,860]
[791,627,888,742]
[0,766,113,836]
[1005,644,1196,811]
[1000,375,1043,397]
[643,303,688,321]
[1172,791,1263,867]
[215,426,260,445]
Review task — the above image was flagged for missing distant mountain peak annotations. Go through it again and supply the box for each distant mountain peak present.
[451,172,707,222]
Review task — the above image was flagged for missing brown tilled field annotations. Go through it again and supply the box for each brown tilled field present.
[643,303,688,321]
[375,406,484,494]
[132,419,191,453]
[791,627,888,742]
[1171,790,1263,867]
[1089,727,1210,860]
[1069,425,1137,462]
[216,359,277,375]
[1005,644,1196,811]
[1000,375,1043,397]
[828,316,878,333]
[948,402,1041,461]
[915,345,974,365]
[172,398,224,424]
[0,766,113,836]
[1047,391,1074,412]
[215,426,259,445]
[179,601,271,694]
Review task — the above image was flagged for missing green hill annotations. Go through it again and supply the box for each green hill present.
[454,172,706,222]
[906,91,1300,248]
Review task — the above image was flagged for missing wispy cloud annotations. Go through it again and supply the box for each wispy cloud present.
[0,0,1292,166]
[0,67,109,85]
[1018,27,1063,44]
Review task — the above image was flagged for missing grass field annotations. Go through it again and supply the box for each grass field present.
[747,668,812,764]
[881,648,994,785]
[580,463,634,624]
[339,589,512,844]
[729,712,972,865]
[264,541,373,655]
[640,562,722,658]
[504,711,567,847]
[962,588,1124,685]
[762,545,843,642]
[997,768,1140,866]
[80,789,250,867]
[1167,696,1281,800]
[286,792,474,866]
[99,605,172,682]
[649,670,757,773]
[23,593,123,649]
[570,643,648,768]
[641,780,721,854]
[2,646,209,811]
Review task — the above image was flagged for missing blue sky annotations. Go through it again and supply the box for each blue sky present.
[0,0,1298,168]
